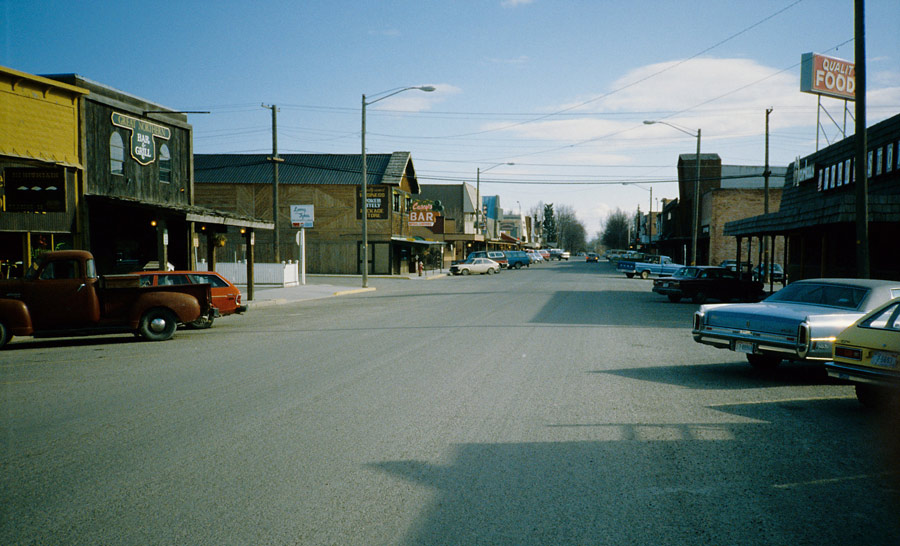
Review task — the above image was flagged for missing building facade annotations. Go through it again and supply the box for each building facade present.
[194,152,434,275]
[1,66,88,277]
[725,112,900,281]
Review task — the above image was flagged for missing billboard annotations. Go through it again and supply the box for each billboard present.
[800,52,855,101]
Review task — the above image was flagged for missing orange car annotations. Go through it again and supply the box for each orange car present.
[131,271,246,328]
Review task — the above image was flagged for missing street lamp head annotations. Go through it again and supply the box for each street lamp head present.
[417,86,436,92]
[643,120,656,125]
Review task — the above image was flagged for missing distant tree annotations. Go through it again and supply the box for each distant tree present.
[543,203,557,244]
[556,204,586,251]
[601,208,630,249]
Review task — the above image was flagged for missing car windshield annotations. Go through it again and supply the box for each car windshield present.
[765,282,869,309]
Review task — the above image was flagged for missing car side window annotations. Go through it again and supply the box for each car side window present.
[138,276,153,287]
[189,274,228,287]
[158,275,189,286]
[39,260,79,280]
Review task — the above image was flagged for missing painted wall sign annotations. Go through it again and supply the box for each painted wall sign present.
[800,52,855,101]
[111,112,172,165]
[356,186,389,219]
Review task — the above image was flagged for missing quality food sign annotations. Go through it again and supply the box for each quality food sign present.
[800,52,855,101]
[111,112,172,165]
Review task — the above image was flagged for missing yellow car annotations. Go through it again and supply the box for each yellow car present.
[826,297,900,407]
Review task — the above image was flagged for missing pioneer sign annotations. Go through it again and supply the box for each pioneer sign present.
[111,112,172,165]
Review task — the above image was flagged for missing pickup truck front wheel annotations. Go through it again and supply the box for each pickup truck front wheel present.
[139,308,178,341]
[640,270,650,279]
[0,322,10,349]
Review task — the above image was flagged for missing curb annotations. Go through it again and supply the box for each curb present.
[333,287,377,296]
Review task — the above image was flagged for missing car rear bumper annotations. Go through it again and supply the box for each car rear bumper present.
[692,311,819,360]
[826,361,900,386]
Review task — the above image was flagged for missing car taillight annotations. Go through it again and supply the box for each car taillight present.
[834,346,862,360]
[693,312,702,331]
[236,293,242,305]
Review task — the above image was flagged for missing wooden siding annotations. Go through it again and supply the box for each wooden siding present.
[83,100,191,206]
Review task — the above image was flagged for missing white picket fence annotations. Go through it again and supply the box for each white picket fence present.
[197,260,299,286]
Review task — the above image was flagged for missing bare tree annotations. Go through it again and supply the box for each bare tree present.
[601,208,630,249]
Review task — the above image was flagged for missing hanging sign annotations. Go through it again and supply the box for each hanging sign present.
[111,112,172,165]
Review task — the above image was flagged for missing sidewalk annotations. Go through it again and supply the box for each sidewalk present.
[238,270,448,308]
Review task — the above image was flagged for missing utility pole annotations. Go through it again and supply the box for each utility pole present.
[764,107,772,284]
[262,104,283,263]
[854,0,869,278]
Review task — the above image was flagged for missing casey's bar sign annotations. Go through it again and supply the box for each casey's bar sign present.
[111,113,172,165]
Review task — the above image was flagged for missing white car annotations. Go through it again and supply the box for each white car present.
[450,258,501,276]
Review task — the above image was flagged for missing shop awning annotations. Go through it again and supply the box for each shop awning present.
[391,235,446,245]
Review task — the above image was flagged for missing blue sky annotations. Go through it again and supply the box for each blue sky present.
[3,0,898,233]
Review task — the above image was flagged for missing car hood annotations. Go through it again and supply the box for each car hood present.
[701,302,861,336]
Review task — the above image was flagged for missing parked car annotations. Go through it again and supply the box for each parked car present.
[450,258,501,276]
[586,253,600,262]
[503,250,531,269]
[752,263,785,283]
[538,249,551,261]
[618,255,683,279]
[467,251,508,268]
[131,270,246,328]
[826,297,900,407]
[527,251,544,263]
[560,251,571,261]
[0,251,213,348]
[653,266,764,304]
[719,259,753,273]
[692,278,900,369]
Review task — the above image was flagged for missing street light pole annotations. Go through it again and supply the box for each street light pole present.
[643,120,702,265]
[361,85,435,288]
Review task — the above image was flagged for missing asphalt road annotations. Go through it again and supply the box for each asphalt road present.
[2,260,899,545]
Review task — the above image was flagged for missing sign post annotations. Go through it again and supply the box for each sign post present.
[291,205,314,285]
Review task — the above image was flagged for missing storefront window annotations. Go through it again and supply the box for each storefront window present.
[159,144,171,183]
[110,132,125,175]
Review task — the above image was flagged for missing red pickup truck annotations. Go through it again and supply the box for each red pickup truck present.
[0,250,214,348]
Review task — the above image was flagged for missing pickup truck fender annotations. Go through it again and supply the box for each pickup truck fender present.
[0,298,35,336]
[128,291,203,328]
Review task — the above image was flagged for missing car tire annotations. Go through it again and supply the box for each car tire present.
[462,269,471,275]
[692,291,708,304]
[855,384,898,408]
[640,270,650,280]
[138,308,178,341]
[487,268,495,275]
[625,273,634,279]
[667,294,682,303]
[0,321,11,349]
[746,354,781,369]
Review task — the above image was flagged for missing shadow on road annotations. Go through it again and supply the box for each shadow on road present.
[594,361,839,390]
[368,404,900,544]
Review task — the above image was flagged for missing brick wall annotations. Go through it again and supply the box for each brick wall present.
[708,188,784,266]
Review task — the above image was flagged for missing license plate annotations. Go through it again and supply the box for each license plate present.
[871,352,898,369]
[736,342,754,354]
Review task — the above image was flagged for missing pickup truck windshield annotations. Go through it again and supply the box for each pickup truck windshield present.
[766,282,869,310]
